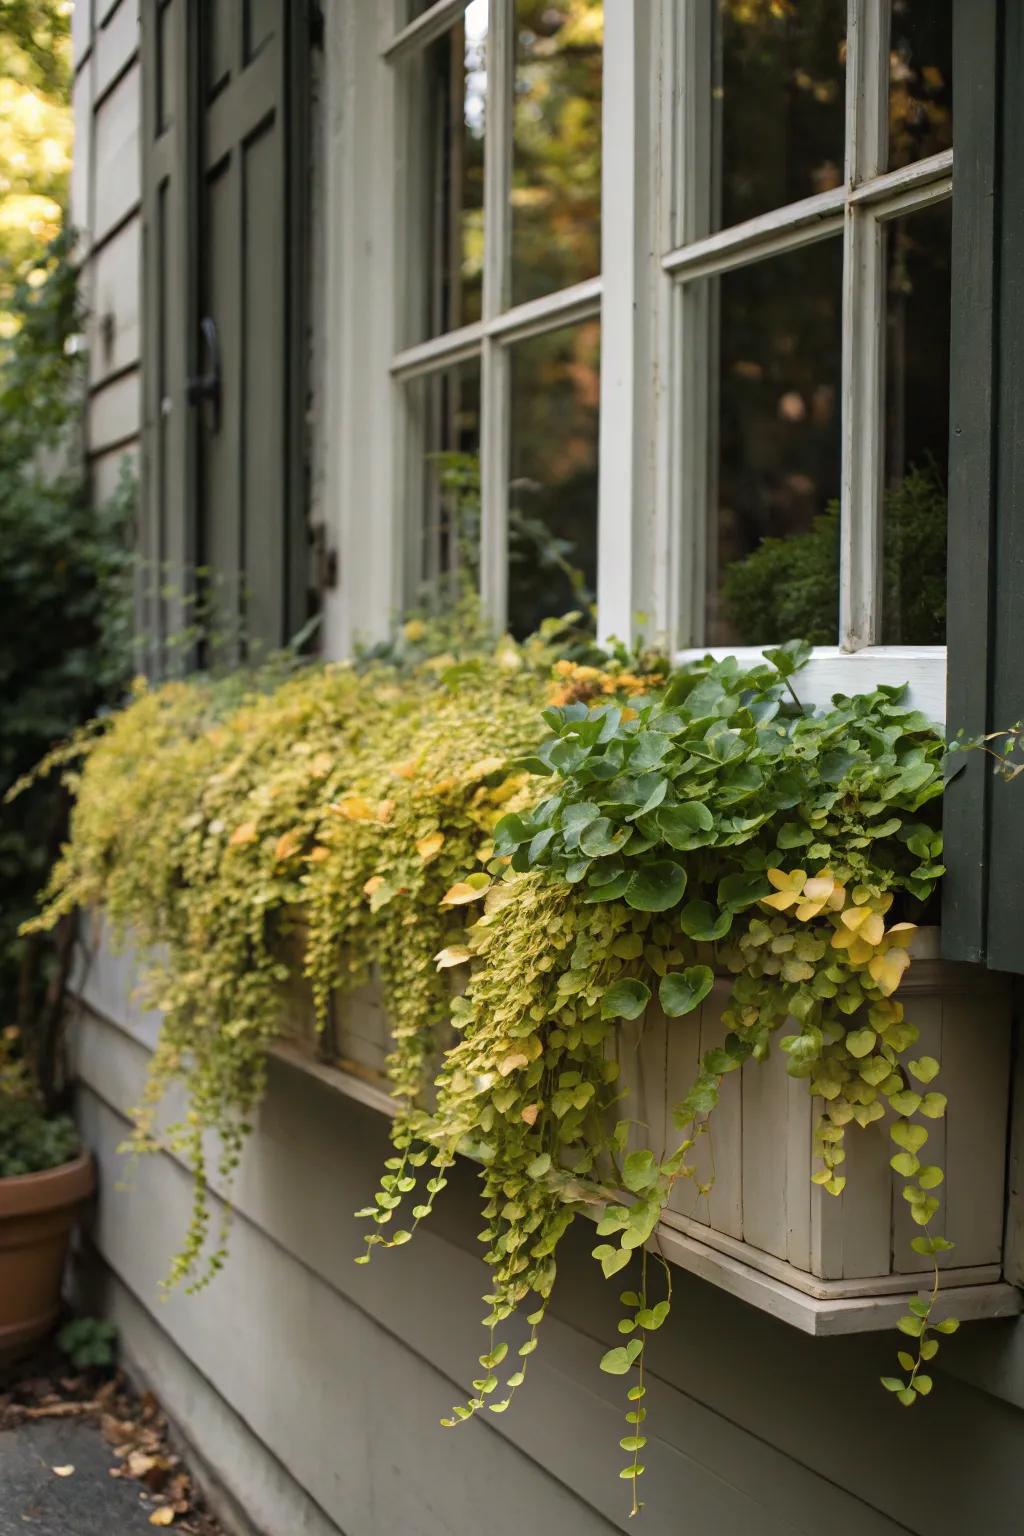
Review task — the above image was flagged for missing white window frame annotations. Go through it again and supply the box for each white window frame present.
[322,0,951,721]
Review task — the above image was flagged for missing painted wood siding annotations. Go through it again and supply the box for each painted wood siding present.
[72,0,142,510]
[70,949,1024,1536]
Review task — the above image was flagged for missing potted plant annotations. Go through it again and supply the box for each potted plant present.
[0,984,93,1360]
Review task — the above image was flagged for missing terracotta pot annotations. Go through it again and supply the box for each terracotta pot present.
[0,1151,94,1359]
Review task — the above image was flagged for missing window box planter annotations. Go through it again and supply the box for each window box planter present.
[80,920,1022,1337]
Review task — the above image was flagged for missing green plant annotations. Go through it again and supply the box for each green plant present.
[1,229,133,1109]
[0,1092,79,1178]
[721,465,948,645]
[56,1315,118,1370]
[29,636,959,1516]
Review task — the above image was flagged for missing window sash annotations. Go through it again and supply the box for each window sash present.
[661,0,953,658]
[324,0,953,712]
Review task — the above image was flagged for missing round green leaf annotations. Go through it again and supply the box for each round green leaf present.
[657,803,715,850]
[679,899,733,942]
[659,965,714,1018]
[625,860,687,912]
[601,978,652,1021]
[580,816,631,858]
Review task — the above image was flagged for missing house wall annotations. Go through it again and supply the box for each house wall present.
[64,6,1024,1533]
[70,942,1024,1536]
[71,0,141,508]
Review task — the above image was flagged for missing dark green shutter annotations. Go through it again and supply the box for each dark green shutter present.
[140,0,196,669]
[943,0,1024,973]
[140,0,310,668]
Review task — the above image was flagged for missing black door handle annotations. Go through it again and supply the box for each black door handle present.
[186,316,221,432]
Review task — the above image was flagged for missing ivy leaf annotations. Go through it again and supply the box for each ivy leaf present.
[625,861,687,912]
[601,978,652,1021]
[891,1120,928,1154]
[593,1243,632,1278]
[844,1027,876,1059]
[599,1339,643,1374]
[659,966,714,1018]
[622,1149,660,1192]
[919,1092,947,1119]
[907,1056,940,1084]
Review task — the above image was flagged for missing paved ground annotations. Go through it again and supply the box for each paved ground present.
[0,1418,159,1533]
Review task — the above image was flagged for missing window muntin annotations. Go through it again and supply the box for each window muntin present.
[666,0,953,655]
[388,0,603,634]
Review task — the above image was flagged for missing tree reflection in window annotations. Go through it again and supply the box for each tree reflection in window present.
[511,0,603,305]
[714,0,846,232]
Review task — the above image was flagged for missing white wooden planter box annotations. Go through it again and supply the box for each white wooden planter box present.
[614,934,1014,1309]
[78,919,1023,1336]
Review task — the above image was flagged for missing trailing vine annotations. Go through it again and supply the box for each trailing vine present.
[25,635,963,1514]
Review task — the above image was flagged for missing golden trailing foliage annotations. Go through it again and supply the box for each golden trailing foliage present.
[27,635,957,1514]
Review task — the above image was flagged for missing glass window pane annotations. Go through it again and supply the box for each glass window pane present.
[713,0,846,232]
[881,201,951,644]
[407,3,487,342]
[708,238,843,646]
[889,0,953,171]
[508,320,600,637]
[510,1,603,307]
[405,359,482,607]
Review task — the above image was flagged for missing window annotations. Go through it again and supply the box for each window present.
[665,0,953,662]
[388,0,604,637]
[328,0,952,715]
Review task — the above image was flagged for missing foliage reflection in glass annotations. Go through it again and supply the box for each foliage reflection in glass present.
[889,0,952,172]
[714,0,846,231]
[881,201,951,644]
[710,237,842,645]
[511,0,603,305]
[411,2,488,341]
[405,359,482,610]
[508,319,600,638]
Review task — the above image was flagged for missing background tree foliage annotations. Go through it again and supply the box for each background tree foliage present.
[0,0,72,328]
[0,1,131,1104]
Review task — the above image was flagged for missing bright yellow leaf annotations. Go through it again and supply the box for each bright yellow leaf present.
[330,796,376,822]
[274,830,300,863]
[229,821,258,847]
[417,831,445,861]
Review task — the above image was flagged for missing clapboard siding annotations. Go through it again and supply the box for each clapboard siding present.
[69,957,1024,1536]
[93,0,139,105]
[88,217,141,386]
[92,62,140,242]
[70,58,93,245]
[91,442,138,507]
[88,368,140,452]
[72,0,93,67]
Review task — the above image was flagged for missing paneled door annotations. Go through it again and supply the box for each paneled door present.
[141,0,311,667]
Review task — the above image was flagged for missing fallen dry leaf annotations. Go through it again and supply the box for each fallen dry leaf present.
[52,1465,75,1477]
[149,1509,176,1527]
